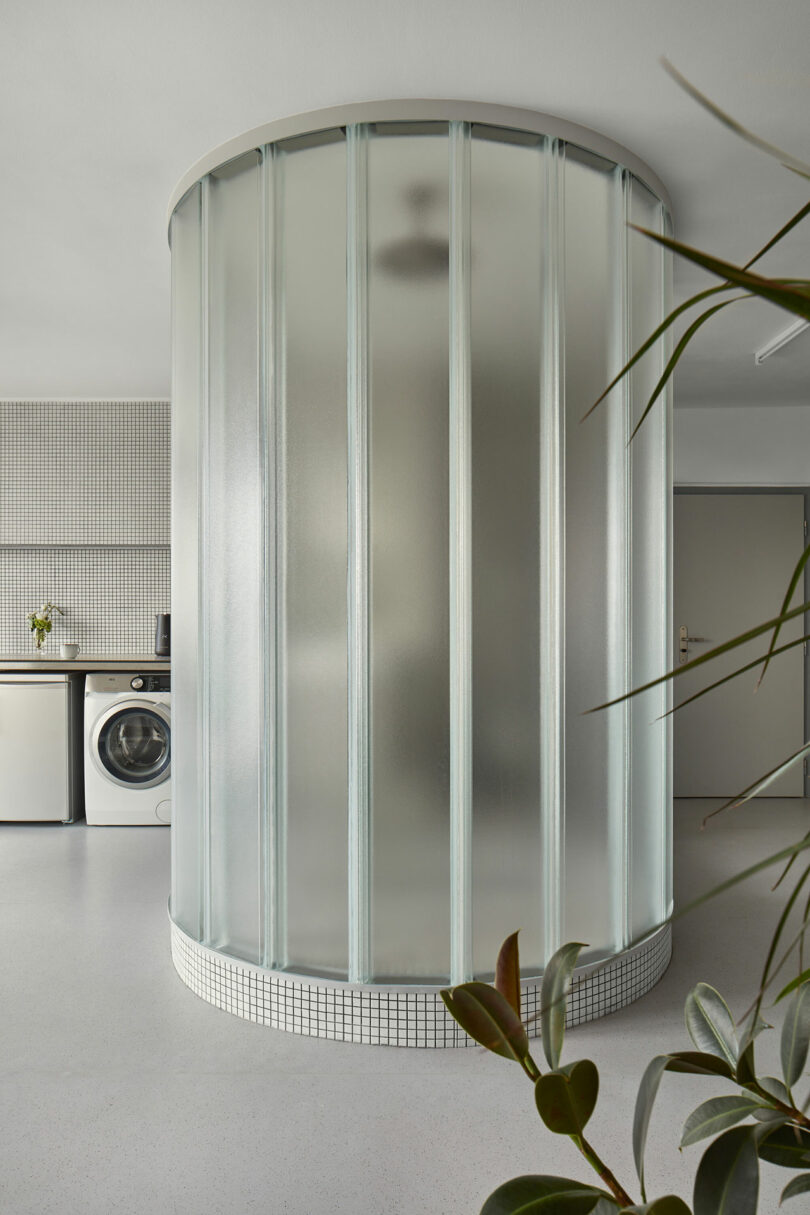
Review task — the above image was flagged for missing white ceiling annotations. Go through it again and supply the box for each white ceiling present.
[2,0,809,406]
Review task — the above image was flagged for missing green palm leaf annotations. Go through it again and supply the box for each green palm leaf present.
[662,634,810,721]
[661,59,810,178]
[631,228,810,322]
[588,600,810,714]
[757,540,810,688]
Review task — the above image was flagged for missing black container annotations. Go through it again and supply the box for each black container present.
[155,613,171,657]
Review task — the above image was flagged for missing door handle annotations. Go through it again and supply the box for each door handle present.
[679,625,709,664]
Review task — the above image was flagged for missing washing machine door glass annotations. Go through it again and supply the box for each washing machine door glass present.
[97,706,171,788]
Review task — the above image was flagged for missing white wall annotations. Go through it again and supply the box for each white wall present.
[675,405,810,486]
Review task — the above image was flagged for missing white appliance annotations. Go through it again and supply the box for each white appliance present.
[84,672,171,825]
[0,674,81,821]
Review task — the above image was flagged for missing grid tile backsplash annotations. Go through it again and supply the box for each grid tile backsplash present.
[0,401,170,655]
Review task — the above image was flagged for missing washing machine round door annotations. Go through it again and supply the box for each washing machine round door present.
[91,700,171,789]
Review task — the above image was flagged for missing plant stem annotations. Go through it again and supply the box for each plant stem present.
[574,1134,634,1207]
[521,1054,541,1082]
[522,1051,634,1206]
[749,1081,810,1129]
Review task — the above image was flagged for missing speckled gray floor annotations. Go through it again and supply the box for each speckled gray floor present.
[1,799,808,1214]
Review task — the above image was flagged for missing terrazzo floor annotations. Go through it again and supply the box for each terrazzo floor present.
[1,797,808,1214]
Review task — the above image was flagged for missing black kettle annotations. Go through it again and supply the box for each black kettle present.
[155,613,171,657]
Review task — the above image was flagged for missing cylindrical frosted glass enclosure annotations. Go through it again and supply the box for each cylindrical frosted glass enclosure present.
[169,102,673,1045]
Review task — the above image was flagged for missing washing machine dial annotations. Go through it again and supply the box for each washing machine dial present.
[130,676,144,690]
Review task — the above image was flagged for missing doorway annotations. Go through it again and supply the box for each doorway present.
[673,489,808,798]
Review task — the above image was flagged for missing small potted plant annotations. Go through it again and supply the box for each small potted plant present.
[27,601,64,654]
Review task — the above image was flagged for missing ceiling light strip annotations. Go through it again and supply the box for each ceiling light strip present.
[754,318,810,365]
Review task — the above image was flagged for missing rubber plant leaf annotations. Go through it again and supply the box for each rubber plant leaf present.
[440,982,528,1062]
[663,1051,735,1079]
[540,942,586,1071]
[780,980,810,1088]
[633,1053,735,1202]
[758,1124,810,1170]
[758,1076,792,1106]
[633,1056,670,1201]
[479,1175,613,1214]
[534,1059,599,1135]
[619,1199,692,1215]
[680,1096,768,1148]
[684,984,738,1069]
[495,931,522,1019]
[780,1172,810,1203]
[736,1005,770,1069]
[692,1125,759,1215]
[736,1039,758,1090]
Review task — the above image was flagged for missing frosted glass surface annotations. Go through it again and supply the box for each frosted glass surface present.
[169,116,672,990]
[206,153,263,963]
[280,136,349,977]
[170,184,203,939]
[368,129,450,981]
[469,133,543,977]
[629,182,669,936]
[563,154,616,958]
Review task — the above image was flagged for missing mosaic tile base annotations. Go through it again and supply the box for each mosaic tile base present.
[170,919,672,1047]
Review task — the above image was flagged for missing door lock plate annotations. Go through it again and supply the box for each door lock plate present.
[679,625,709,664]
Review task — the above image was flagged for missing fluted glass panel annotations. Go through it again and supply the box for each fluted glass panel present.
[563,150,617,959]
[663,209,675,918]
[368,126,450,982]
[170,183,203,939]
[205,152,263,962]
[538,137,565,964]
[168,108,672,1006]
[469,130,543,977]
[280,134,349,977]
[629,181,669,937]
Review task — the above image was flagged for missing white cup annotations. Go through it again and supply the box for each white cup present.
[60,643,80,659]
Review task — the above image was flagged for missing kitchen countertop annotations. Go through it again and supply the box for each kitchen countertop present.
[0,655,171,673]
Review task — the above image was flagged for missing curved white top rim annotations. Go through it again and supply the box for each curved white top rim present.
[167,98,672,227]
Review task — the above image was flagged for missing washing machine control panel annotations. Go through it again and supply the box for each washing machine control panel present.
[130,674,171,693]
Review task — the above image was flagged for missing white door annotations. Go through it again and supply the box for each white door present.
[673,493,805,797]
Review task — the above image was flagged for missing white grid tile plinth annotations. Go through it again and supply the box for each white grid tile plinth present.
[171,919,672,1047]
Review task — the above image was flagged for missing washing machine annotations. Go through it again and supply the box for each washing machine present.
[84,672,171,825]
